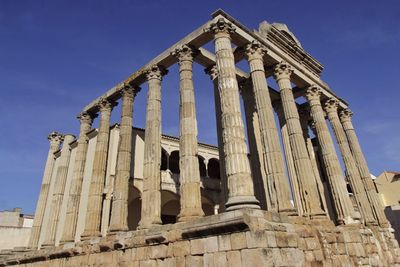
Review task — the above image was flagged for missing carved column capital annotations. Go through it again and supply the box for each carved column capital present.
[77,112,96,126]
[48,131,64,146]
[324,98,339,114]
[245,40,267,60]
[97,98,116,113]
[205,18,236,35]
[204,65,218,81]
[305,85,322,102]
[120,83,141,100]
[339,108,353,122]
[145,65,168,81]
[171,44,198,63]
[273,61,293,80]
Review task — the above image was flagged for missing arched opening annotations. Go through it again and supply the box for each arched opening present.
[161,190,180,224]
[169,150,180,174]
[198,155,207,177]
[127,186,141,230]
[207,158,220,179]
[161,148,168,171]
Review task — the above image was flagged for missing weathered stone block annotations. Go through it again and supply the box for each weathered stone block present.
[218,235,231,251]
[213,251,227,267]
[185,255,203,267]
[149,244,168,259]
[230,232,247,250]
[172,241,190,257]
[246,231,267,248]
[226,250,242,267]
[266,231,277,248]
[203,253,214,267]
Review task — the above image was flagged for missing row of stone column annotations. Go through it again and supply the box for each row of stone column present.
[29,17,388,249]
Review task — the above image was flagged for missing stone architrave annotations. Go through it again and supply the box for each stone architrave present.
[245,41,294,214]
[273,61,325,218]
[81,99,116,239]
[205,65,228,212]
[42,134,75,247]
[172,45,204,222]
[61,112,96,243]
[305,85,355,224]
[340,109,389,227]
[109,84,140,233]
[29,132,63,249]
[138,65,168,229]
[206,18,260,211]
[324,98,376,225]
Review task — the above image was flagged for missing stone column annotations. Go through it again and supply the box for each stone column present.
[61,112,96,243]
[42,134,75,247]
[276,105,303,215]
[324,98,376,225]
[240,79,269,210]
[205,65,228,212]
[206,18,259,211]
[340,108,389,227]
[299,109,329,215]
[81,99,116,239]
[273,61,325,218]
[245,41,294,214]
[29,132,63,249]
[109,84,140,233]
[138,65,168,229]
[305,85,355,224]
[172,45,204,222]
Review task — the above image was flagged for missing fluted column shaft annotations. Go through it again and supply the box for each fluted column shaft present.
[205,65,227,212]
[172,45,204,221]
[305,85,354,224]
[29,132,63,248]
[240,80,269,210]
[245,41,294,213]
[324,99,376,225]
[81,99,115,239]
[109,85,139,233]
[273,62,325,218]
[139,65,167,229]
[207,19,259,210]
[61,113,95,243]
[276,107,303,215]
[42,134,75,247]
[340,109,389,227]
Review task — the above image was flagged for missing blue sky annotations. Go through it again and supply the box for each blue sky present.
[0,0,399,214]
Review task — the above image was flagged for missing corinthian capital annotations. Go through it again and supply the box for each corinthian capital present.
[205,18,236,35]
[97,98,116,113]
[48,131,64,146]
[204,65,218,81]
[120,83,141,100]
[273,61,293,80]
[339,108,353,122]
[245,40,267,60]
[305,85,322,102]
[171,45,198,63]
[324,98,339,114]
[77,111,96,126]
[145,65,168,81]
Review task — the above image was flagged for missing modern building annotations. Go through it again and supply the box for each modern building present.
[375,171,400,242]
[0,208,33,250]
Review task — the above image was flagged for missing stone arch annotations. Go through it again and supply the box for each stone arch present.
[198,155,207,177]
[161,148,168,171]
[207,158,220,179]
[161,190,180,224]
[169,150,180,174]
[127,186,141,230]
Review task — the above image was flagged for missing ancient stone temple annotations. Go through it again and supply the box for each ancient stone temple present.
[1,9,399,267]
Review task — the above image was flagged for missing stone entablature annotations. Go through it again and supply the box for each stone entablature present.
[3,8,399,267]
